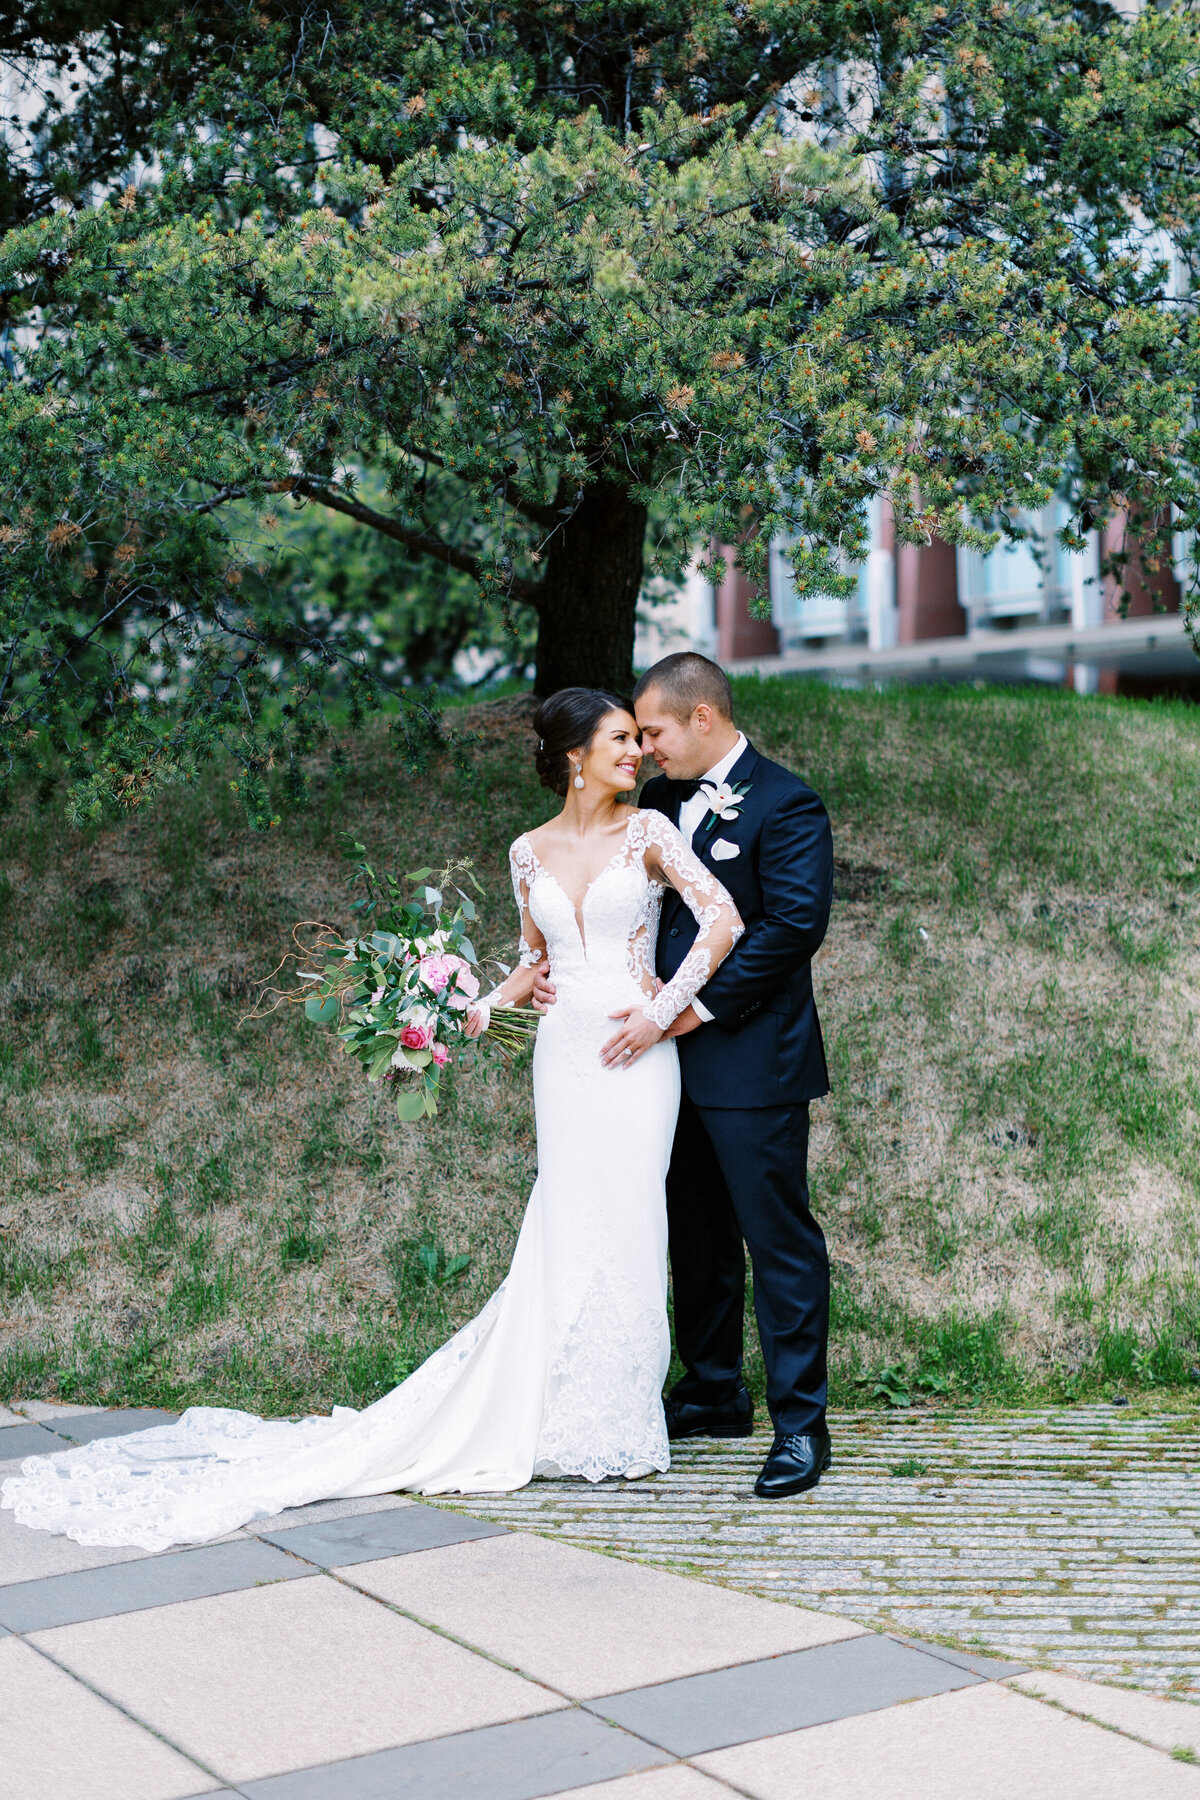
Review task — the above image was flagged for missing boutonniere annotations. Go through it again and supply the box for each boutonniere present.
[700,779,751,832]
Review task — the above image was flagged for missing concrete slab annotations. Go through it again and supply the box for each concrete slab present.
[1009,1670,1200,1758]
[891,1635,1028,1679]
[0,1634,218,1800]
[586,1633,978,1756]
[262,1501,507,1568]
[0,1487,154,1586]
[0,1536,307,1632]
[34,1572,567,1785]
[238,1708,669,1800]
[695,1680,1200,1799]
[0,1405,25,1427]
[549,1769,737,1800]
[0,1504,154,1591]
[44,1407,180,1444]
[242,1491,415,1534]
[349,1530,863,1698]
[0,1423,69,1459]
[13,1401,108,1422]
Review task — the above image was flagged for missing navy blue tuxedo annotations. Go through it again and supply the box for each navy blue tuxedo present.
[641,739,834,1434]
[640,741,832,1108]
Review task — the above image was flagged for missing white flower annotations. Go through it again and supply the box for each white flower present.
[700,780,744,821]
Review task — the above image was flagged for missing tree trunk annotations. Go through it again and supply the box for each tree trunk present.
[533,479,646,696]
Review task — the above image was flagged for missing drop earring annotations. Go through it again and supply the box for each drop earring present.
[572,763,585,790]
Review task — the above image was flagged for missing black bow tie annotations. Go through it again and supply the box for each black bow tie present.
[674,778,703,799]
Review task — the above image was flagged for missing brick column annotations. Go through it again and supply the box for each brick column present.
[713,540,779,661]
[1100,516,1181,620]
[895,535,966,642]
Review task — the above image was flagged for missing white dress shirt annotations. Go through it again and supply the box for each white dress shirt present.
[676,731,748,843]
[673,731,746,1022]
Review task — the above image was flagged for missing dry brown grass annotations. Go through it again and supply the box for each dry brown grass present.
[1,677,1198,1411]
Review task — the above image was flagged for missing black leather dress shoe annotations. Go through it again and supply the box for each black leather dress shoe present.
[664,1385,754,1441]
[753,1428,833,1498]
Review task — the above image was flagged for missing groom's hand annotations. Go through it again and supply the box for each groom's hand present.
[664,1005,703,1039]
[601,1007,664,1069]
[531,961,556,1011]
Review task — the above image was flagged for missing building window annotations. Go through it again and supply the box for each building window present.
[957,502,1079,631]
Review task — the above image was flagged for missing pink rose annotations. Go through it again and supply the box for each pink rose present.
[417,953,479,1004]
[399,1021,434,1050]
[430,1041,450,1067]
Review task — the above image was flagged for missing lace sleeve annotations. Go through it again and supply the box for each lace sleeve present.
[509,836,548,970]
[637,814,743,1029]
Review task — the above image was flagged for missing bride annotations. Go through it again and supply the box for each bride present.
[2,688,742,1552]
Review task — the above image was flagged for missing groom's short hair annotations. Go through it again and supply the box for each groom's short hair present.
[634,652,734,723]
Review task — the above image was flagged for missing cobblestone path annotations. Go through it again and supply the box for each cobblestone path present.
[443,1406,1200,1697]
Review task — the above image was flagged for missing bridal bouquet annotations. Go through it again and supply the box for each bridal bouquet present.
[258,838,538,1120]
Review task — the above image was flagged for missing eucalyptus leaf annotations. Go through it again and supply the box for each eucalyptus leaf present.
[304,994,339,1024]
[395,1090,427,1123]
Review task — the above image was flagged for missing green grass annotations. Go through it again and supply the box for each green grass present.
[0,677,1198,1415]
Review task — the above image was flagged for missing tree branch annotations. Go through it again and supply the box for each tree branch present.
[191,478,544,606]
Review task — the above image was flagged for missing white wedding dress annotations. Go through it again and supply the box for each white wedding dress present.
[2,810,741,1551]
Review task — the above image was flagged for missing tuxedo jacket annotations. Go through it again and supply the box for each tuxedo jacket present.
[641,740,833,1110]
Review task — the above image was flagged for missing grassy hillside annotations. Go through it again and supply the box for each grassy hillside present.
[2,678,1199,1418]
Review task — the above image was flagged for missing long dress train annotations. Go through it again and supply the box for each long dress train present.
[1,810,740,1552]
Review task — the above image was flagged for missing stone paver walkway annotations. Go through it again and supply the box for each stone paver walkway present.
[437,1406,1200,1697]
[3,1401,1200,1799]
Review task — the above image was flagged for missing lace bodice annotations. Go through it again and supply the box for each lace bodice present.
[508,810,743,1029]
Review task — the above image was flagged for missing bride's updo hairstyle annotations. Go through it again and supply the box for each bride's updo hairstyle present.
[533,687,633,796]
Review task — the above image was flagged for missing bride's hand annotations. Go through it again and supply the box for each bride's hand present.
[600,1006,664,1069]
[464,1001,490,1038]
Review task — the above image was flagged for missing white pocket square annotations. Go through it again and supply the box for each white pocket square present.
[711,839,740,861]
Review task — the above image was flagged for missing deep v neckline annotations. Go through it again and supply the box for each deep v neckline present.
[521,816,640,957]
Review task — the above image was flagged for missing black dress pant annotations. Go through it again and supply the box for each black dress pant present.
[665,1089,829,1434]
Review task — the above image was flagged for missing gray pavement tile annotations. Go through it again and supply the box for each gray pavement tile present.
[0,1494,152,1586]
[13,1400,109,1421]
[890,1635,1028,1679]
[259,1502,508,1567]
[45,1406,180,1444]
[0,1422,69,1459]
[584,1633,982,1757]
[239,1709,671,1800]
[239,1492,415,1534]
[0,1535,309,1632]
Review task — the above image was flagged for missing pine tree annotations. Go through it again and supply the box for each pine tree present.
[3,1,1199,822]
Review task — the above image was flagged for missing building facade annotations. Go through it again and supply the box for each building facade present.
[635,505,1186,676]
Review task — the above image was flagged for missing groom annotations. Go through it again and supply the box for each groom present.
[635,652,833,1498]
